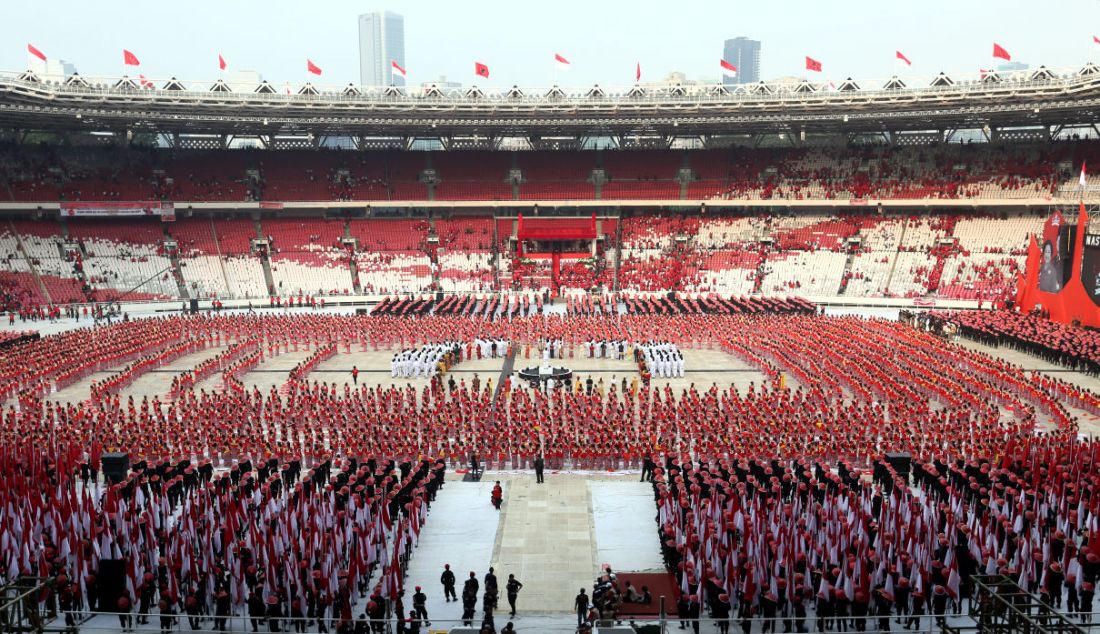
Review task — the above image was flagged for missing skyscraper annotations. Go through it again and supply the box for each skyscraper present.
[722,37,761,85]
[359,11,406,87]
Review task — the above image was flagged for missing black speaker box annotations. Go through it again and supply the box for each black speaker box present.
[101,452,130,484]
[885,452,911,477]
[356,308,369,315]
[96,559,126,611]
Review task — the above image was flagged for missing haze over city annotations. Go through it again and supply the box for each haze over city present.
[3,0,1100,86]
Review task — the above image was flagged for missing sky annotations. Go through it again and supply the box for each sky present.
[4,0,1100,88]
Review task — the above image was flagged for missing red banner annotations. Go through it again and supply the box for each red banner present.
[1015,203,1100,328]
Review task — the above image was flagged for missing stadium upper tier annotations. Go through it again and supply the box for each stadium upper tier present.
[3,65,1100,136]
[0,141,1096,205]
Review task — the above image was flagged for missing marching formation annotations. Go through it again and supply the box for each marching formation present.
[0,308,1097,631]
[390,342,463,379]
[636,341,685,378]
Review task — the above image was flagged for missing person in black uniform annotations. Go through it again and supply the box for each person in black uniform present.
[248,592,266,632]
[412,586,429,625]
[484,568,499,609]
[712,592,732,634]
[1081,582,1095,623]
[462,587,477,626]
[792,585,808,633]
[441,565,457,602]
[506,574,523,617]
[575,589,590,628]
[534,455,545,484]
[907,590,925,630]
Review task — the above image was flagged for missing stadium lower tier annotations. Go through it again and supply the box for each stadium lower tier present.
[2,310,1100,632]
[0,210,1042,309]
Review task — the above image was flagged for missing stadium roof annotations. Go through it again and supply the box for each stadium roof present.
[1,66,1100,142]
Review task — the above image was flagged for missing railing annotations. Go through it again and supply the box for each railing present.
[968,574,1088,634]
[52,610,1100,633]
[2,66,1097,107]
[1,577,61,633]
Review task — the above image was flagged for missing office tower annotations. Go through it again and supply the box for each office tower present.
[359,11,406,86]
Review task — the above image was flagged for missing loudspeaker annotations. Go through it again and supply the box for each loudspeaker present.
[356,308,369,315]
[96,559,126,612]
[189,299,199,314]
[102,452,130,484]
[885,452,911,477]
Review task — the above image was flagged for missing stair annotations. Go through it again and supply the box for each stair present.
[258,250,275,296]
[252,217,275,295]
[162,225,189,300]
[208,217,233,294]
[837,250,857,295]
[883,220,908,292]
[426,216,440,289]
[753,251,769,295]
[9,219,52,303]
[612,216,623,292]
[349,256,362,294]
[169,251,190,300]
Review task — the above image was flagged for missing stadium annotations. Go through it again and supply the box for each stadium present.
[2,4,1100,634]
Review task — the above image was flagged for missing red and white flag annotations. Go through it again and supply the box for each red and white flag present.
[635,61,641,82]
[554,53,570,70]
[306,59,322,75]
[27,43,46,63]
[805,56,822,72]
[474,62,490,79]
[896,50,912,66]
[123,49,140,66]
[720,59,738,77]
[1080,160,1088,188]
[391,60,406,77]
[992,43,1011,61]
[218,54,227,71]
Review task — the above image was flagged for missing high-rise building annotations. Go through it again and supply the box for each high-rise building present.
[997,61,1029,73]
[359,11,405,87]
[40,59,77,83]
[722,37,761,85]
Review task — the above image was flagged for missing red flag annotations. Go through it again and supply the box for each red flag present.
[474,62,489,78]
[306,59,322,75]
[554,53,570,66]
[720,59,738,77]
[635,61,641,82]
[896,50,911,66]
[391,60,406,77]
[992,43,1011,61]
[218,54,227,71]
[123,49,140,66]
[1094,35,1100,46]
[27,43,46,62]
[805,56,822,72]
